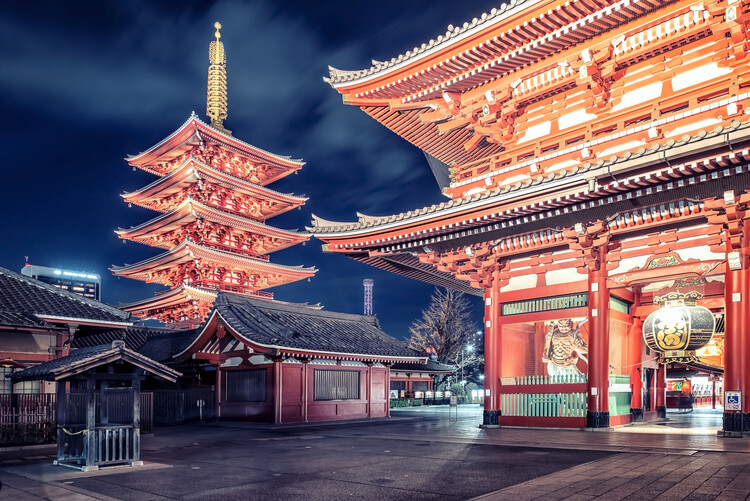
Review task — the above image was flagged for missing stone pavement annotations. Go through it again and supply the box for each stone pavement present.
[1,406,749,500]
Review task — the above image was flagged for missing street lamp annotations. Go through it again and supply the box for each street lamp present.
[462,344,474,384]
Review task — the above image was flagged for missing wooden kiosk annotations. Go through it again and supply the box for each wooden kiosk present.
[11,341,180,471]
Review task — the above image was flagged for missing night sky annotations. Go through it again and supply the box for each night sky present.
[0,0,495,338]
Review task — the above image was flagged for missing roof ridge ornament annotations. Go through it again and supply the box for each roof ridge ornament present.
[207,22,231,135]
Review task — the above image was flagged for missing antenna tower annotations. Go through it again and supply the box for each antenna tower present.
[363,279,374,316]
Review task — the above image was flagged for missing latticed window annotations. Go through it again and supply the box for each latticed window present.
[390,380,406,391]
[314,370,360,401]
[412,381,429,392]
[225,369,267,402]
[13,379,39,394]
[0,368,12,394]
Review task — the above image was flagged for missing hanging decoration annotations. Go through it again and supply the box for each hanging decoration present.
[643,291,715,364]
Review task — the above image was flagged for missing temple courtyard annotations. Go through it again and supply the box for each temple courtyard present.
[1,406,750,500]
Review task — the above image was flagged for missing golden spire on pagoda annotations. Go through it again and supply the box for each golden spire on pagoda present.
[207,22,230,134]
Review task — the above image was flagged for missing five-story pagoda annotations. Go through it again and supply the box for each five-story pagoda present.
[112,23,316,328]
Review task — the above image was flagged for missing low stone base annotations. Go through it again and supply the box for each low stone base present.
[586,411,610,428]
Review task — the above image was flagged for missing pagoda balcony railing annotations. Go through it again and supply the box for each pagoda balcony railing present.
[154,284,273,299]
[217,285,273,298]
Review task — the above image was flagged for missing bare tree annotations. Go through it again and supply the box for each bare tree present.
[406,288,482,384]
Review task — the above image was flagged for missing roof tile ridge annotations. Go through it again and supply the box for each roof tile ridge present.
[192,115,306,166]
[325,0,537,85]
[126,113,198,163]
[245,296,377,323]
[136,197,310,237]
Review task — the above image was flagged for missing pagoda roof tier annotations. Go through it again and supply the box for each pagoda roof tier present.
[111,240,317,289]
[126,113,303,184]
[116,198,309,254]
[122,156,306,219]
[117,284,219,324]
[311,118,750,273]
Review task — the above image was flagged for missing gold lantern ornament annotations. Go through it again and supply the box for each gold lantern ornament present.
[642,291,715,364]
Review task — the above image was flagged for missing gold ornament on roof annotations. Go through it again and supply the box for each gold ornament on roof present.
[207,21,230,134]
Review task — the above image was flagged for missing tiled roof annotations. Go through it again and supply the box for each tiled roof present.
[308,118,750,236]
[0,266,131,328]
[0,311,46,329]
[73,326,198,363]
[127,113,304,167]
[9,341,181,383]
[214,291,421,359]
[391,360,454,373]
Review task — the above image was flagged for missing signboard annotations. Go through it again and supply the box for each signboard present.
[389,390,399,399]
[667,381,683,392]
[500,377,516,385]
[449,396,458,406]
[434,391,443,398]
[502,292,588,316]
[444,391,452,397]
[425,391,434,398]
[725,391,742,411]
[414,391,424,399]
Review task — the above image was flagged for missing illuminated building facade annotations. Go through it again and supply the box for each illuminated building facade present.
[313,0,747,432]
[21,264,101,301]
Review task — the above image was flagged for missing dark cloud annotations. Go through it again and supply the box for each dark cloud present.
[0,0,494,337]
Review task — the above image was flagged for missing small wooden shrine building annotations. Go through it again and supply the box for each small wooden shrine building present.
[10,341,180,471]
[390,360,454,398]
[172,291,426,423]
[313,0,749,432]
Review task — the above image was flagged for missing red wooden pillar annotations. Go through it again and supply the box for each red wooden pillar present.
[215,364,222,419]
[586,245,610,428]
[273,357,282,424]
[656,363,666,418]
[385,363,392,418]
[628,315,644,422]
[366,362,373,418]
[723,242,750,434]
[302,359,309,422]
[482,270,502,426]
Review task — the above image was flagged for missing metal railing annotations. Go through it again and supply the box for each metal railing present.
[499,374,588,418]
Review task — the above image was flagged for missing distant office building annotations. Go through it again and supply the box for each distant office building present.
[21,264,101,301]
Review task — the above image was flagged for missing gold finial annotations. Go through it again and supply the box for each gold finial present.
[207,21,230,134]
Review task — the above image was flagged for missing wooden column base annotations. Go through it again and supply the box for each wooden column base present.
[722,412,750,435]
[586,411,610,428]
[656,406,667,419]
[630,408,644,422]
[483,410,500,426]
